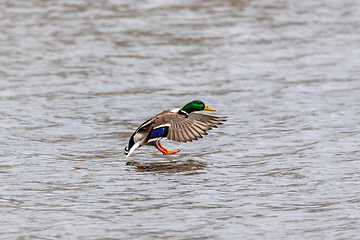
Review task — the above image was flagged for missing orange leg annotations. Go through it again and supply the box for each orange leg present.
[155,141,180,155]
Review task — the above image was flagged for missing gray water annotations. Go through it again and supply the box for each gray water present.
[1,0,360,239]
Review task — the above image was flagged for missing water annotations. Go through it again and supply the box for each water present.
[1,0,360,239]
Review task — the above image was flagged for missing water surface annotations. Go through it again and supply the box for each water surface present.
[1,0,360,239]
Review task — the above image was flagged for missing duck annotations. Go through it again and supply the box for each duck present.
[125,100,226,157]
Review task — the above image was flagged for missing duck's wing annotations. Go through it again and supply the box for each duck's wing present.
[163,112,227,143]
[188,112,227,128]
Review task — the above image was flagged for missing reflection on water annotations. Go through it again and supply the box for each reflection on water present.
[1,0,360,239]
[126,159,207,173]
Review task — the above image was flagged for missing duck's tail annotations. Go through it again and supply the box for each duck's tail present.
[125,132,138,157]
[125,142,140,158]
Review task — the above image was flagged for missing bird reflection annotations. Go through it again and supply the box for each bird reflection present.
[126,159,207,173]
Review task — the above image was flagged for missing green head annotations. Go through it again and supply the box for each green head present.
[181,100,215,114]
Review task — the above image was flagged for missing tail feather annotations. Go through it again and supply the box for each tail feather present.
[125,142,140,158]
[125,132,137,157]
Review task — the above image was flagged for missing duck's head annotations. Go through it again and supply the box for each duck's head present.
[181,100,215,114]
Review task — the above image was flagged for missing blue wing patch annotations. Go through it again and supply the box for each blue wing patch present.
[149,127,168,139]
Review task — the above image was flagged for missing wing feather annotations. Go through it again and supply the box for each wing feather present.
[164,111,226,143]
[183,127,195,142]
[189,113,227,127]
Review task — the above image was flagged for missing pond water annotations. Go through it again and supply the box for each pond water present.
[1,0,360,239]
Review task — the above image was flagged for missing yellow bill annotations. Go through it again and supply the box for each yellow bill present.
[204,105,216,111]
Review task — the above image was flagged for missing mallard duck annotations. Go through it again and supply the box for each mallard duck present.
[125,100,226,157]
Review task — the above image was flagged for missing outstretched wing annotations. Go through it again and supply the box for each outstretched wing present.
[165,112,227,143]
[189,112,227,128]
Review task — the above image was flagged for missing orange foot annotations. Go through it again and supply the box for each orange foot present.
[156,142,180,155]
